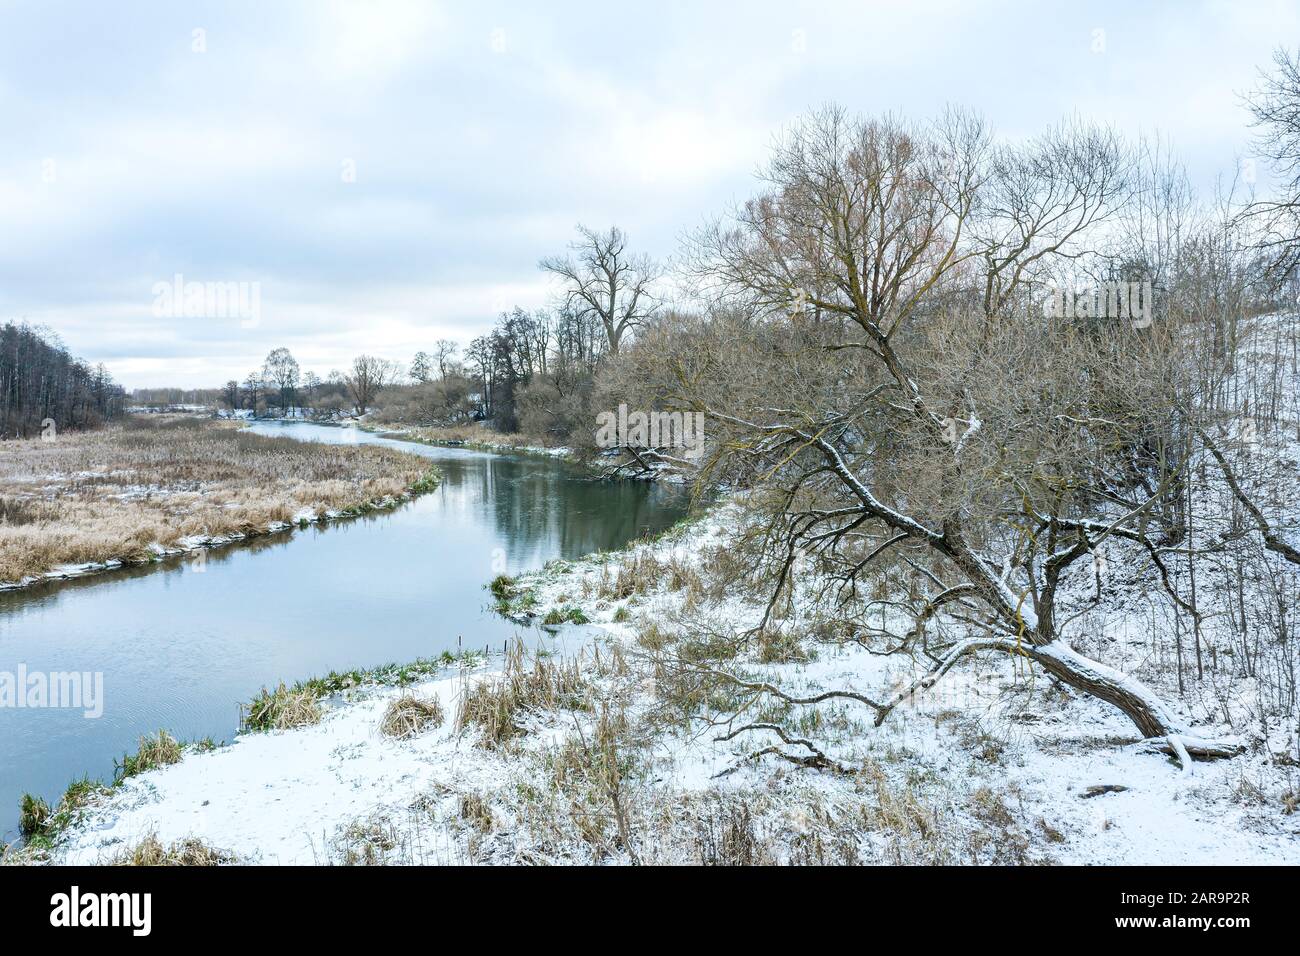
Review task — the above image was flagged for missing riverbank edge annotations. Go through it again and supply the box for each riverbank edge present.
[358,421,696,484]
[250,416,697,483]
[359,421,580,462]
[13,497,1300,866]
[0,465,442,594]
[5,646,490,862]
[6,507,713,864]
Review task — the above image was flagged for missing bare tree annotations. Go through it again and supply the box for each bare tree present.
[241,372,265,414]
[1242,47,1300,284]
[1199,426,1300,567]
[976,117,1132,317]
[262,347,300,415]
[434,339,459,380]
[410,351,433,384]
[344,355,398,416]
[301,370,321,413]
[540,225,661,354]
[680,106,1238,763]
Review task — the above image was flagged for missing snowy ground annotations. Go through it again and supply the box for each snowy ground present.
[36,503,1300,866]
[55,672,484,865]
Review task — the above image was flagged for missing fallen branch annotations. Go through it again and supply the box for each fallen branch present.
[713,723,853,774]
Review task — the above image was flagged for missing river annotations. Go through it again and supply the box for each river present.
[0,422,691,842]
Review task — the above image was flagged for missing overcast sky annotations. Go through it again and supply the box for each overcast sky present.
[1,0,1297,388]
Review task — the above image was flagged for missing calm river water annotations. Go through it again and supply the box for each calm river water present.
[0,422,691,841]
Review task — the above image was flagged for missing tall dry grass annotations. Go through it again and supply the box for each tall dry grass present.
[456,641,591,747]
[108,832,235,866]
[0,416,435,583]
[379,695,445,739]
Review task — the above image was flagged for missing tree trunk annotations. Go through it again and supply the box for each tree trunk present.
[1027,641,1241,759]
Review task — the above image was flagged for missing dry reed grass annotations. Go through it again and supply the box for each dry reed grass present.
[330,815,401,865]
[115,730,183,782]
[108,832,234,866]
[455,641,591,747]
[0,416,434,583]
[379,695,444,738]
[242,683,324,731]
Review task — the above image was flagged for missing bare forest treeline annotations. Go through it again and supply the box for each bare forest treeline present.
[233,227,650,432]
[0,322,125,438]
[370,225,651,437]
[384,50,1299,758]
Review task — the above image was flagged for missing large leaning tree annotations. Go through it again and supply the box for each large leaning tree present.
[676,106,1241,764]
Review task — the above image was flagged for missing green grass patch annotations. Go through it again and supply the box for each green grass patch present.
[541,606,591,627]
[489,575,540,619]
[241,650,484,733]
[18,793,50,837]
[407,468,442,495]
[114,730,183,783]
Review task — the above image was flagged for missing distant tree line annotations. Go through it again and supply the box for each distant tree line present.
[0,322,124,438]
[129,386,223,408]
[220,349,401,420]
[368,224,658,439]
[148,224,662,434]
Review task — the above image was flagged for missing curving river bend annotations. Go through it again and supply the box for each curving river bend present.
[0,422,691,842]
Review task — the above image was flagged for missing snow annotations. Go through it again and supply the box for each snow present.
[42,501,1300,866]
[370,425,573,460]
[56,673,478,865]
[31,314,1300,864]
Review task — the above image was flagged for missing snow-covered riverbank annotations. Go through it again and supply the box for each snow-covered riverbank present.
[366,422,695,483]
[20,502,1298,866]
[55,670,489,864]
